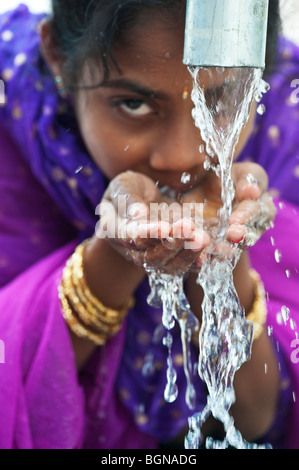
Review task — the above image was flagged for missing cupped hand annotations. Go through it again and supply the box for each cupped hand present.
[96,171,210,275]
[96,162,275,274]
[228,162,276,246]
[181,161,276,247]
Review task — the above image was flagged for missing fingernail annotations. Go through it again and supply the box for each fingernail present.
[232,236,244,244]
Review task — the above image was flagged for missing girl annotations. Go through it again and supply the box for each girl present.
[0,0,297,449]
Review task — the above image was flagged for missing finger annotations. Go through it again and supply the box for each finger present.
[232,162,268,200]
[226,223,247,243]
[228,194,276,246]
[230,193,275,227]
[229,199,261,225]
[140,227,209,272]
[105,172,159,219]
[234,178,262,201]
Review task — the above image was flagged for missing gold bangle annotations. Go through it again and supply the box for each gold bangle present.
[58,284,107,346]
[246,268,267,341]
[61,265,120,335]
[58,239,135,346]
[71,242,134,323]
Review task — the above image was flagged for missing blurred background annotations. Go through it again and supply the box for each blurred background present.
[0,0,298,44]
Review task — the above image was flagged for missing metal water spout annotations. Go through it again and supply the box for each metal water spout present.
[183,0,269,68]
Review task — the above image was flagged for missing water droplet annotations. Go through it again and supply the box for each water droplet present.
[290,318,297,331]
[278,201,285,210]
[124,145,130,152]
[276,312,283,325]
[164,381,178,403]
[203,159,211,171]
[75,166,83,174]
[257,104,266,115]
[274,249,282,263]
[199,144,205,153]
[285,269,291,278]
[267,325,273,336]
[181,172,191,184]
[281,305,290,325]
[246,173,258,185]
[142,352,155,376]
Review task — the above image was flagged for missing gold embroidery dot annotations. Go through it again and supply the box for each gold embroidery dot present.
[0,256,9,267]
[30,234,42,245]
[137,331,151,344]
[119,388,131,400]
[135,413,148,425]
[133,357,144,370]
[81,166,93,177]
[49,127,57,140]
[35,81,43,91]
[12,105,22,119]
[171,409,182,419]
[280,378,291,390]
[67,178,78,190]
[268,125,280,140]
[52,167,65,181]
[2,68,13,82]
[72,219,87,230]
[173,354,184,366]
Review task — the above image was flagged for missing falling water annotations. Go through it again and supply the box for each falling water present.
[184,66,270,449]
[146,66,271,448]
[147,270,199,410]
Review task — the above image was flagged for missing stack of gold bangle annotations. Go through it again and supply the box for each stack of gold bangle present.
[246,268,267,341]
[58,240,135,346]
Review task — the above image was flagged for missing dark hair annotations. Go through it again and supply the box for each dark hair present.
[50,0,281,89]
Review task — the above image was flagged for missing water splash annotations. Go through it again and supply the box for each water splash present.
[183,66,271,449]
[145,66,271,449]
[147,270,199,410]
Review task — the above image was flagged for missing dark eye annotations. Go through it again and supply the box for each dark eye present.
[118,99,153,116]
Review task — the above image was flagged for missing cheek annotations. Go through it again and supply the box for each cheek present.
[76,111,128,179]
[73,91,153,179]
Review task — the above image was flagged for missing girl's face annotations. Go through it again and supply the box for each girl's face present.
[74,12,256,194]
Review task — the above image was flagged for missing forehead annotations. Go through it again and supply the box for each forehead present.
[109,12,188,86]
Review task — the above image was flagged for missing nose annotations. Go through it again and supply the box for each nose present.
[149,115,205,172]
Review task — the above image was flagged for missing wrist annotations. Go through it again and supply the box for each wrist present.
[84,235,145,310]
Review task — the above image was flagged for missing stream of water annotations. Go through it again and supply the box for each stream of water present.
[146,66,270,449]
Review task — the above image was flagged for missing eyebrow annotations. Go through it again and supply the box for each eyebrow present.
[101,77,227,100]
[101,78,167,100]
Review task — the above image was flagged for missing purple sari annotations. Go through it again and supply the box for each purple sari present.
[0,5,298,449]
